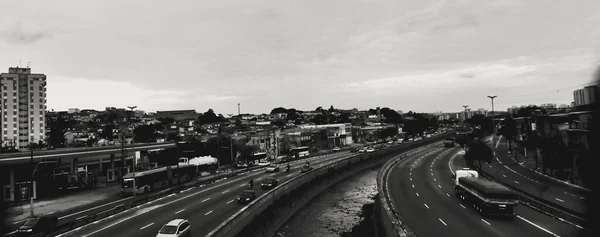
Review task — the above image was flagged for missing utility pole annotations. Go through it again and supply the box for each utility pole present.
[237,103,241,116]
[127,106,137,197]
[487,96,497,139]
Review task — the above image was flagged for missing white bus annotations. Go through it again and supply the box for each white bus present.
[290,146,310,159]
[120,164,197,196]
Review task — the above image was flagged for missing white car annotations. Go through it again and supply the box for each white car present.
[265,164,280,172]
[366,147,375,153]
[333,147,341,151]
[157,219,191,237]
[358,148,367,153]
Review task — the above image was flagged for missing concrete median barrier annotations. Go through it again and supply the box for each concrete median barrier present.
[207,133,452,237]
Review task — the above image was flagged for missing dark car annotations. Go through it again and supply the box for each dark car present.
[237,190,257,204]
[350,148,360,153]
[17,216,58,236]
[300,165,313,173]
[261,177,279,189]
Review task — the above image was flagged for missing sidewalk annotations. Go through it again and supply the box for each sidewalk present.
[5,182,121,223]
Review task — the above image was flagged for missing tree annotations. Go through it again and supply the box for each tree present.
[286,108,299,121]
[134,125,158,143]
[464,139,494,170]
[197,109,222,125]
[270,107,288,114]
[47,116,70,147]
[271,120,286,129]
[328,105,335,112]
[99,124,116,140]
[315,106,324,113]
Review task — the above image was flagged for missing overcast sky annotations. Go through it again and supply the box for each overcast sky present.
[1,0,599,115]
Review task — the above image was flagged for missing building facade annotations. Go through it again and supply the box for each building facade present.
[0,67,47,150]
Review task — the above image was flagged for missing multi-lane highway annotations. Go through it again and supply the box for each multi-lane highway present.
[387,143,582,237]
[483,136,587,215]
[55,150,359,237]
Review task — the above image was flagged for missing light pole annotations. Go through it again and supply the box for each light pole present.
[127,106,137,196]
[487,96,497,139]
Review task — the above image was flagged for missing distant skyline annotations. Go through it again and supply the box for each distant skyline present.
[1,0,599,114]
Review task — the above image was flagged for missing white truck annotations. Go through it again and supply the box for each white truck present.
[453,169,519,217]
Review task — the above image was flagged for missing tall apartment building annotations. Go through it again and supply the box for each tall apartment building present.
[0,67,47,150]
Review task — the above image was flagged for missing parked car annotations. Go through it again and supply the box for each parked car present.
[238,190,257,204]
[366,147,375,153]
[17,216,58,237]
[350,148,360,153]
[261,177,279,189]
[156,219,191,237]
[358,147,367,153]
[265,164,280,173]
[333,147,341,152]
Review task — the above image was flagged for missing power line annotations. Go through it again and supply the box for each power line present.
[499,81,597,99]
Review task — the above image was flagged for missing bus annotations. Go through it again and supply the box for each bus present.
[454,173,519,217]
[290,146,310,159]
[120,163,197,196]
[179,156,219,175]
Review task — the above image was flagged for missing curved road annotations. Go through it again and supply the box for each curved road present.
[55,150,359,237]
[387,143,582,237]
[484,136,587,214]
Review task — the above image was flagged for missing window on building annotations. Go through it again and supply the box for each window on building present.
[30,111,33,115]
[3,124,6,128]
[13,105,16,109]
[13,99,16,103]
[3,93,6,96]
[39,111,43,115]
[3,131,7,134]
[13,124,16,128]
[40,129,44,134]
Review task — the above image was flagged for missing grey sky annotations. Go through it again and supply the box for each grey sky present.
[1,0,599,114]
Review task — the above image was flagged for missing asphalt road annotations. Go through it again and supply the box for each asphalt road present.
[387,144,583,237]
[483,136,587,215]
[54,150,358,237]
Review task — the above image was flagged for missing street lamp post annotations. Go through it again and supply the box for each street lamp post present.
[127,106,137,196]
[487,96,497,140]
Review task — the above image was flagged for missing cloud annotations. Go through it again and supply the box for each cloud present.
[46,77,238,111]
[0,22,50,45]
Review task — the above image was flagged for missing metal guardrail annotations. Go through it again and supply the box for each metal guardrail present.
[377,133,452,237]
[207,133,452,237]
[479,171,586,225]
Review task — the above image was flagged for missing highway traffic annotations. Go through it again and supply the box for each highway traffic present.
[54,150,358,237]
[484,136,587,215]
[386,142,583,237]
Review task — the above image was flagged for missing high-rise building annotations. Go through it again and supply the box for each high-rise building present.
[0,67,47,150]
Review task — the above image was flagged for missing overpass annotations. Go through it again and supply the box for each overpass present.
[1,143,175,203]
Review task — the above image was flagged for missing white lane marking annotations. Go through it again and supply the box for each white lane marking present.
[446,193,450,197]
[495,138,501,149]
[410,172,412,176]
[76,215,87,221]
[438,185,442,188]
[58,196,133,220]
[503,174,507,178]
[412,185,415,188]
[431,172,433,176]
[410,177,412,181]
[205,210,213,215]
[287,174,293,177]
[439,218,447,226]
[256,178,262,181]
[481,219,491,225]
[433,178,436,181]
[424,204,429,209]
[202,198,210,202]
[416,193,419,197]
[140,222,153,230]
[460,204,466,209]
[227,200,234,204]
[514,181,520,184]
[175,209,185,214]
[240,184,246,187]
[222,189,230,194]
[517,215,560,237]
[555,198,564,202]
[575,224,584,229]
